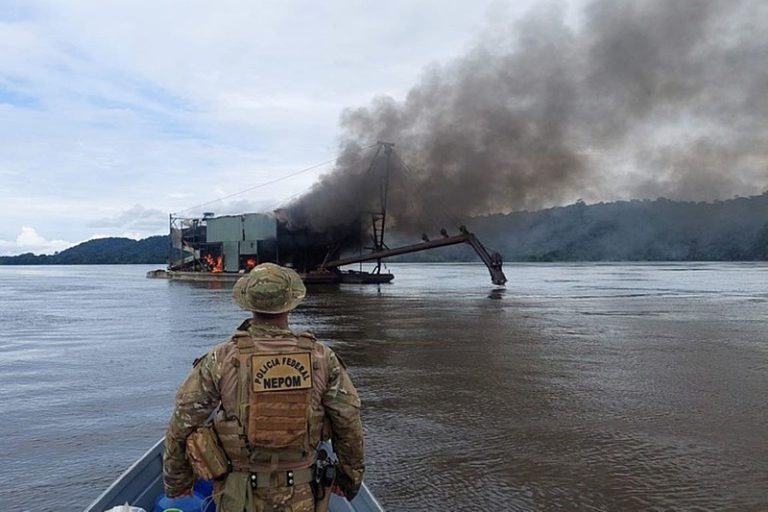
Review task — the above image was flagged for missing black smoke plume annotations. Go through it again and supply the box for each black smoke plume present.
[287,0,768,235]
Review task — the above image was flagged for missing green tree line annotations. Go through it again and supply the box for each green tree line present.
[0,236,168,264]
[393,193,768,262]
[2,194,767,264]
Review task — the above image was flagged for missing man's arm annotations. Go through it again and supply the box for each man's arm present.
[163,350,220,497]
[322,349,365,500]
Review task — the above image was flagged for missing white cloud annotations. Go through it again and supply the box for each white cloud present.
[0,226,73,256]
[0,0,533,243]
[88,204,167,231]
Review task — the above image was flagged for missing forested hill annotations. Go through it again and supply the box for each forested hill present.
[0,236,168,264]
[2,194,767,264]
[395,193,768,262]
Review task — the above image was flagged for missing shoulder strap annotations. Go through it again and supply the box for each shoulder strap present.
[233,334,254,442]
[296,332,316,350]
[233,331,253,350]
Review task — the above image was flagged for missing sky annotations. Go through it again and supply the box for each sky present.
[0,0,552,255]
[5,1,765,256]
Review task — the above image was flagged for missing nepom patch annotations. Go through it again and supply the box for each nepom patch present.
[251,353,313,392]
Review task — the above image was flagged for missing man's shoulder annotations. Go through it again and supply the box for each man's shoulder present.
[189,338,236,369]
[212,337,238,358]
[296,330,317,341]
[309,340,349,372]
[297,330,328,352]
[293,331,343,370]
[298,331,336,357]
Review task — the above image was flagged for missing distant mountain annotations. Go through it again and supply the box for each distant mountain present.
[0,236,168,265]
[391,193,768,262]
[2,194,767,265]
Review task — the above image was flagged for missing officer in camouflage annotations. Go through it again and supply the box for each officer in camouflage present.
[163,263,365,512]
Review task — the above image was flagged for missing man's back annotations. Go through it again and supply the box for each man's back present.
[162,263,364,512]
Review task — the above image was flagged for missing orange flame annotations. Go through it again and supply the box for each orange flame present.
[204,254,223,273]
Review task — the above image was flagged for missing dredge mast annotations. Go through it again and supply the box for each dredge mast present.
[322,141,507,286]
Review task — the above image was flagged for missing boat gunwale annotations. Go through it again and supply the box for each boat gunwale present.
[84,438,384,512]
[84,438,164,512]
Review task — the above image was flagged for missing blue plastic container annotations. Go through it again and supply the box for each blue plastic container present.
[194,480,213,498]
[193,479,215,512]
[153,491,205,512]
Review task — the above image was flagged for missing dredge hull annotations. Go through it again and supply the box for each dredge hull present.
[146,269,388,285]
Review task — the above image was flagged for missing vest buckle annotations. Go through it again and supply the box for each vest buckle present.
[249,473,258,489]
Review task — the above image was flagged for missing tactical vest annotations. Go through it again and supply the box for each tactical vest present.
[213,330,330,472]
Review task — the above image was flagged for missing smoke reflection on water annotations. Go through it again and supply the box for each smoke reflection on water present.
[0,263,766,511]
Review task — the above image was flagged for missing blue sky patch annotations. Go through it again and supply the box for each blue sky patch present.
[0,85,41,109]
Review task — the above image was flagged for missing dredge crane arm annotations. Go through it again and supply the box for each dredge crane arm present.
[463,231,507,286]
[322,230,507,286]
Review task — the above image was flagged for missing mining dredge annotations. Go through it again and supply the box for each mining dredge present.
[148,143,506,286]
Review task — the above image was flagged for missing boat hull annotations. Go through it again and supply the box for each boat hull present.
[84,438,383,512]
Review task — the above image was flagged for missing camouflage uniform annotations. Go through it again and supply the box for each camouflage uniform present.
[163,264,364,512]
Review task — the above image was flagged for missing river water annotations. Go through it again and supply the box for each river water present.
[0,263,766,511]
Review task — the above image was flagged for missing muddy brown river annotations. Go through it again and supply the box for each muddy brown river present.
[1,263,766,511]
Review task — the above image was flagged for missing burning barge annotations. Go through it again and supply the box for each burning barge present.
[147,211,506,285]
[148,142,507,286]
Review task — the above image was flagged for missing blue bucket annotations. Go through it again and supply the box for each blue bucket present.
[153,491,205,512]
[193,479,216,512]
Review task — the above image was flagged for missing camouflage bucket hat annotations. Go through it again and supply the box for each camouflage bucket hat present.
[232,262,306,314]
